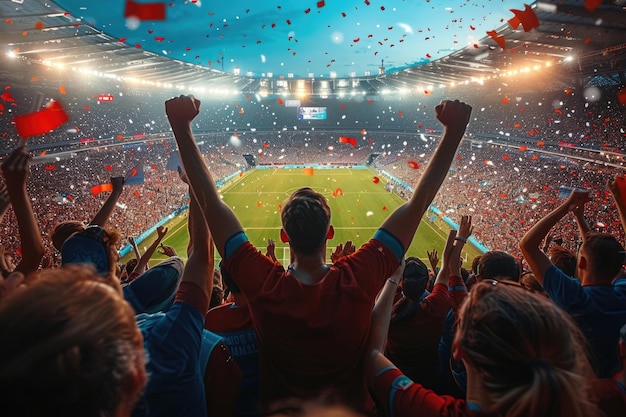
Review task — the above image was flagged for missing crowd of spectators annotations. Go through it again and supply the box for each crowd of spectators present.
[0,77,625,417]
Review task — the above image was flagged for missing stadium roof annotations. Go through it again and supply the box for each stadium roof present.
[1,0,624,96]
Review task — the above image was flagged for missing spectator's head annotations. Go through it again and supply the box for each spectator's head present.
[578,232,625,284]
[210,285,224,309]
[281,187,333,256]
[401,257,430,300]
[0,265,147,417]
[453,280,596,417]
[50,220,86,251]
[548,245,577,278]
[520,271,547,297]
[471,255,482,275]
[61,225,121,278]
[477,251,521,282]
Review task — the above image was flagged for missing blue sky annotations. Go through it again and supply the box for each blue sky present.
[57,0,521,78]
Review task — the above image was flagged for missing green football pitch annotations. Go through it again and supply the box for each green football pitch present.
[124,168,482,269]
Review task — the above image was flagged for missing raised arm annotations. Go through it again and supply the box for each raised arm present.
[380,100,471,253]
[165,96,243,257]
[520,190,590,284]
[1,147,45,276]
[607,174,626,237]
[571,202,591,245]
[130,226,168,276]
[89,176,124,227]
[181,176,214,298]
[365,262,404,380]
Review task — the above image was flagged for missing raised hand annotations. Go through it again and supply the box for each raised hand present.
[265,238,278,262]
[427,249,439,272]
[435,99,472,133]
[165,95,201,128]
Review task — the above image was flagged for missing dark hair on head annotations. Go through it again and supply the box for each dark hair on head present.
[220,265,241,295]
[548,245,577,278]
[581,232,625,282]
[471,255,482,274]
[210,285,224,309]
[520,271,546,296]
[281,187,331,256]
[391,257,429,323]
[124,258,139,275]
[454,281,598,417]
[478,251,521,282]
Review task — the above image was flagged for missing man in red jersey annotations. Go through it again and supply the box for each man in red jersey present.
[166,95,471,413]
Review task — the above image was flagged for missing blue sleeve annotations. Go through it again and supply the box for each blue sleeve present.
[374,228,404,262]
[224,231,249,259]
[543,264,587,309]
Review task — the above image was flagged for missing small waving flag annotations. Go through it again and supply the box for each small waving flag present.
[14,100,69,138]
[338,136,357,147]
[124,0,166,21]
[508,4,539,32]
[91,183,113,196]
[166,150,181,171]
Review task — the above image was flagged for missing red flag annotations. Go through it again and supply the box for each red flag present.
[91,183,113,196]
[124,0,166,21]
[338,136,357,147]
[14,100,69,138]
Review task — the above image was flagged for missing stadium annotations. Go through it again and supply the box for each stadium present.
[0,1,625,416]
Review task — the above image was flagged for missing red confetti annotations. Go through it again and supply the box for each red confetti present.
[317,0,325,8]
[408,161,419,169]
[277,97,284,105]
[262,142,270,149]
[1,90,14,102]
[13,100,69,138]
[338,136,357,147]
[105,164,113,171]
[583,0,602,12]
[617,88,626,105]
[304,8,311,14]
[35,21,44,30]
[372,176,380,184]
[332,188,344,197]
[134,191,141,199]
[537,141,545,147]
[502,97,509,104]
[397,110,403,117]
[486,30,506,49]
[508,4,539,32]
[380,6,385,11]
[257,201,263,207]
[502,155,510,160]
[364,0,370,5]
[469,25,475,30]
[44,165,56,171]
[124,0,166,21]
[360,129,367,136]
[303,167,314,176]
[353,37,360,43]
[531,155,539,160]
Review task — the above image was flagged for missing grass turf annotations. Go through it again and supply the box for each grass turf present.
[125,168,482,269]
